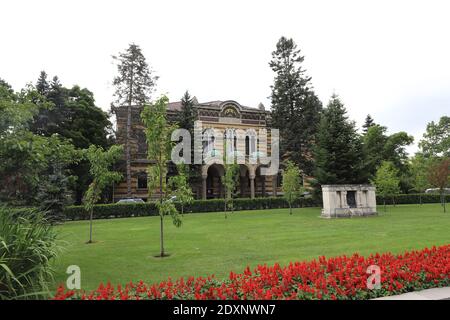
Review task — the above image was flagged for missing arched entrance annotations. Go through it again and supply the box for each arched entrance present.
[206,164,224,199]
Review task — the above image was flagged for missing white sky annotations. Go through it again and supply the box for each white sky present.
[1,0,449,154]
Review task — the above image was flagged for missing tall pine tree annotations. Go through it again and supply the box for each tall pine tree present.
[362,114,376,133]
[177,90,197,132]
[269,36,321,175]
[113,43,158,197]
[314,94,365,185]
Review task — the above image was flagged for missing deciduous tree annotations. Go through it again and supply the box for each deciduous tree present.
[83,145,123,243]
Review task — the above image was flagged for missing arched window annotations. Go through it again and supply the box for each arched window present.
[245,129,257,158]
[137,172,147,189]
[203,128,215,156]
[225,128,236,156]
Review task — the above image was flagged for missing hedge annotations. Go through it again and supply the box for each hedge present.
[62,193,450,221]
[376,193,450,205]
[63,197,319,221]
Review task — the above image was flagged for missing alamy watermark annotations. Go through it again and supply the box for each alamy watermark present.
[170,121,280,175]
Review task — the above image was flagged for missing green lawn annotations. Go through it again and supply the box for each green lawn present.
[52,204,450,291]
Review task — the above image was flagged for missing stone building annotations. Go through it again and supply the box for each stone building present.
[112,99,283,202]
[321,184,377,218]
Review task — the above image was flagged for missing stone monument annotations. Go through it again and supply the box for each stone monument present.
[321,184,377,218]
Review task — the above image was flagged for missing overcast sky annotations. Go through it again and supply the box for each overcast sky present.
[1,0,449,154]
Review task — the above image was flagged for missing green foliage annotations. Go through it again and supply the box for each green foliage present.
[220,138,240,217]
[373,161,401,210]
[410,154,432,193]
[177,91,197,133]
[314,94,364,185]
[0,207,59,299]
[282,161,304,214]
[427,157,450,212]
[141,95,176,200]
[62,194,450,220]
[168,163,194,215]
[269,36,322,175]
[361,124,413,187]
[141,95,182,257]
[83,145,123,242]
[362,114,376,133]
[112,43,157,106]
[0,83,80,209]
[419,116,450,158]
[30,73,112,204]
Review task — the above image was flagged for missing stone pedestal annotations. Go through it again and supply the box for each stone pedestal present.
[321,184,377,218]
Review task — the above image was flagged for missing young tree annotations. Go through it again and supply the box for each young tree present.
[221,163,240,218]
[36,135,81,222]
[419,116,450,158]
[427,158,450,212]
[373,161,401,212]
[282,161,304,215]
[141,96,181,257]
[269,36,322,175]
[410,154,431,204]
[113,43,158,197]
[168,163,194,216]
[83,145,123,243]
[314,94,364,186]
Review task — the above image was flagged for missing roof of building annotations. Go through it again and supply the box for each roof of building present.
[166,99,266,112]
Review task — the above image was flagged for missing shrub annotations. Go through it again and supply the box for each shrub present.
[0,207,59,299]
[54,245,450,300]
[62,193,450,221]
[62,197,320,221]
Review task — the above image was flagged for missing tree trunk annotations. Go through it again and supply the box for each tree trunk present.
[419,194,422,206]
[126,71,134,198]
[384,199,386,212]
[393,196,396,207]
[88,208,93,243]
[289,202,292,215]
[160,215,164,257]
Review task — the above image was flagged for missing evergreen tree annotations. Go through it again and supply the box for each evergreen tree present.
[30,74,112,203]
[113,43,158,197]
[36,71,50,96]
[177,91,197,132]
[362,114,376,133]
[269,36,322,175]
[314,94,364,186]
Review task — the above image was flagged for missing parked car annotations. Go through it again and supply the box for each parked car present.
[425,188,450,194]
[116,198,145,204]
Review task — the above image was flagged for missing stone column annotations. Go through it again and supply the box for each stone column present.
[272,174,277,196]
[202,175,207,200]
[250,174,255,199]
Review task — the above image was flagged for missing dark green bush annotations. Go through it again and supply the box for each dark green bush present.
[376,193,450,205]
[63,196,320,220]
[0,207,59,299]
[62,193,449,221]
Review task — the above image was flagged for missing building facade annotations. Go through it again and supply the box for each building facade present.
[112,99,282,202]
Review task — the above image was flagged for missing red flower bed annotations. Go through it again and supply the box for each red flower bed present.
[54,245,450,300]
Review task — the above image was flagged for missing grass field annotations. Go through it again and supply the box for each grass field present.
[52,204,450,291]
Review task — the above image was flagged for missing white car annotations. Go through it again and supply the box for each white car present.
[116,198,145,204]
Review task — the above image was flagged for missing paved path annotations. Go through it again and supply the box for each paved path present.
[373,287,450,300]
